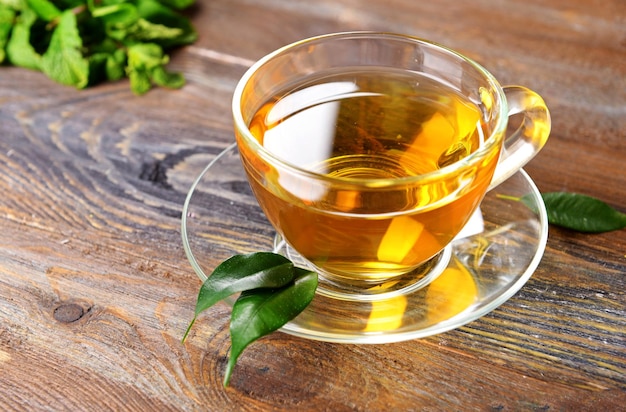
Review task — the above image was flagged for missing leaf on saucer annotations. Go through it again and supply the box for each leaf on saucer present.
[225,268,317,386]
[182,252,296,342]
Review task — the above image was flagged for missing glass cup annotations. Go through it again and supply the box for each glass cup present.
[232,32,550,300]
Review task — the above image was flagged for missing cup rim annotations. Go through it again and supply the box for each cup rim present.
[232,31,508,187]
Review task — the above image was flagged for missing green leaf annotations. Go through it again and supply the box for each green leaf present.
[83,38,124,84]
[128,69,152,94]
[40,10,89,88]
[225,268,318,386]
[136,0,196,48]
[0,6,15,63]
[154,0,195,10]
[126,42,163,94]
[127,42,164,68]
[124,17,184,43]
[0,0,24,11]
[92,0,127,7]
[195,253,296,316]
[150,64,184,88]
[92,3,138,26]
[54,0,84,9]
[126,42,186,93]
[537,192,626,233]
[86,51,107,83]
[181,252,296,341]
[6,6,42,69]
[25,0,61,22]
[2,0,197,93]
[105,48,126,80]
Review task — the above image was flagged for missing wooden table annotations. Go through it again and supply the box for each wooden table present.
[1,0,625,410]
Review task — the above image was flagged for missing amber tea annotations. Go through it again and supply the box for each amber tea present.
[239,69,500,282]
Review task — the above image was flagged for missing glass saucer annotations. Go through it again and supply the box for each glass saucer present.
[181,143,548,344]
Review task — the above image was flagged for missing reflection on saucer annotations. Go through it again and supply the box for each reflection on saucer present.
[364,296,409,332]
[426,258,477,323]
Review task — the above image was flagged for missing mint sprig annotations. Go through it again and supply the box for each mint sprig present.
[0,0,197,94]
[41,10,89,88]
[182,252,318,387]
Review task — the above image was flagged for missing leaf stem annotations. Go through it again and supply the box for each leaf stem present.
[495,193,522,202]
[46,5,87,30]
[181,317,196,343]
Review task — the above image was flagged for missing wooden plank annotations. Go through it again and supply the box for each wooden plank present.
[1,0,624,410]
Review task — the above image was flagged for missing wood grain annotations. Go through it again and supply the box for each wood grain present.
[1,0,625,410]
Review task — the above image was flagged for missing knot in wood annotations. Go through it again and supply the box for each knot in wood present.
[53,303,85,323]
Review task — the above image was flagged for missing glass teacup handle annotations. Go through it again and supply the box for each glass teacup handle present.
[488,85,551,191]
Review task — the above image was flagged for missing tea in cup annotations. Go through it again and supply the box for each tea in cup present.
[232,32,550,299]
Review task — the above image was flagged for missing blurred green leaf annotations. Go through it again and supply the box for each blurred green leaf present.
[106,48,126,80]
[91,3,137,25]
[25,0,60,21]
[126,42,162,94]
[150,64,184,88]
[128,69,151,94]
[6,6,41,69]
[1,0,197,92]
[40,10,89,88]
[0,6,15,63]
[136,0,196,48]
[126,17,184,42]
[0,0,25,10]
[126,41,187,94]
[154,0,194,10]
